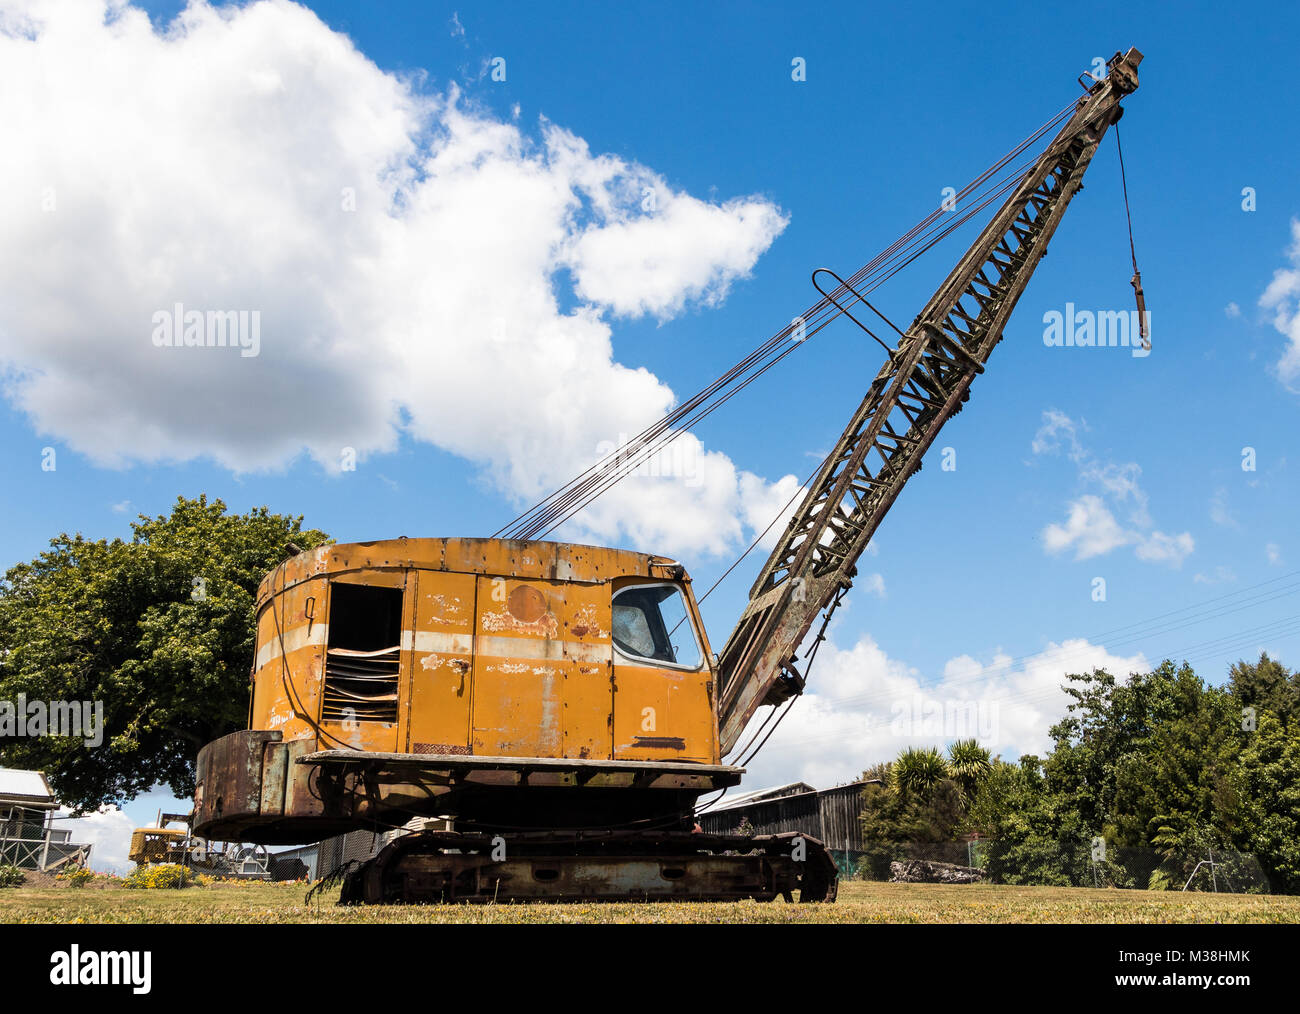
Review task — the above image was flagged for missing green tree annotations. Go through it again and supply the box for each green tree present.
[0,495,329,812]
[1044,662,1184,839]
[963,755,1095,886]
[857,746,968,879]
[891,746,949,801]
[1233,712,1300,893]
[947,738,992,802]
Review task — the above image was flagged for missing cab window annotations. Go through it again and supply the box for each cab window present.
[611,583,703,670]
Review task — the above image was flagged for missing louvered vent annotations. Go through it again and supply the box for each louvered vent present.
[322,646,400,723]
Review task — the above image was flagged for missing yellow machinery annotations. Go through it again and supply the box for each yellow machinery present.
[129,812,269,878]
[127,826,189,867]
[193,49,1143,903]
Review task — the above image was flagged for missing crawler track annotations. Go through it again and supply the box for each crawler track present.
[339,829,838,904]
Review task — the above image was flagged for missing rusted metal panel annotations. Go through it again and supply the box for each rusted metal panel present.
[193,729,281,833]
[470,575,616,759]
[281,737,326,821]
[250,574,326,745]
[257,538,679,607]
[613,664,715,763]
[258,739,289,816]
[406,569,476,754]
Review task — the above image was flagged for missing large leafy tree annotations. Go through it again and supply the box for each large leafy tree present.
[962,755,1096,886]
[962,656,1298,891]
[857,745,974,878]
[1043,662,1185,835]
[0,496,329,813]
[1233,711,1300,892]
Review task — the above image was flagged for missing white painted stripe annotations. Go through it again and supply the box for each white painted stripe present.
[255,623,328,670]
[258,626,612,670]
[405,630,474,654]
[474,635,612,664]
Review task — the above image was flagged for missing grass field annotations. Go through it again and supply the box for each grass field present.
[4,878,1299,923]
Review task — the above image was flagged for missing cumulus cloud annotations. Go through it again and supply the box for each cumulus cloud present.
[1260,219,1300,390]
[1042,494,1131,560]
[1032,410,1193,566]
[0,0,791,558]
[59,804,136,874]
[736,631,1149,788]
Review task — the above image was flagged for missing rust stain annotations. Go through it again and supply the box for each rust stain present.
[481,605,559,639]
[632,736,686,751]
[569,603,607,640]
[413,742,472,756]
[423,593,463,625]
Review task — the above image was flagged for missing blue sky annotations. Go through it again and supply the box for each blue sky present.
[2,0,1298,869]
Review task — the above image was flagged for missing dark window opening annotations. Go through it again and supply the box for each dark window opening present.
[328,583,402,652]
[322,582,403,725]
[611,584,702,669]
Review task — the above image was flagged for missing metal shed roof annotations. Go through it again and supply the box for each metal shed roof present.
[706,781,816,813]
[0,768,57,808]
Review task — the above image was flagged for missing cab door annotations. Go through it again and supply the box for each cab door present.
[610,582,715,763]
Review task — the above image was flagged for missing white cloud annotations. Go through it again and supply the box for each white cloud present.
[0,0,791,559]
[1043,494,1132,560]
[1225,301,1241,318]
[1029,408,1083,459]
[1032,410,1192,566]
[1267,542,1282,566]
[736,632,1149,788]
[565,187,789,319]
[1259,218,1300,390]
[858,572,886,597]
[737,470,804,552]
[1134,530,1195,566]
[58,804,136,875]
[1209,487,1237,528]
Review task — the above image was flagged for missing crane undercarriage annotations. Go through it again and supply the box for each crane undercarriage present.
[339,829,838,904]
[196,731,839,904]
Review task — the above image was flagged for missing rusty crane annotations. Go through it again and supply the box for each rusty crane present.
[192,48,1145,903]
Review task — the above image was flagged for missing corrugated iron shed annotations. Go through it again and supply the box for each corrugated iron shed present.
[699,780,869,875]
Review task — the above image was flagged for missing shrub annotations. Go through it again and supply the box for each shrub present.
[123,863,201,889]
[0,862,26,887]
[58,866,96,888]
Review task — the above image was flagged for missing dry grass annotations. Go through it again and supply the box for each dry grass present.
[3,878,1299,924]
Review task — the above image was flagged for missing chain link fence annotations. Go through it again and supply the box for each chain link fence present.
[855,839,1271,892]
